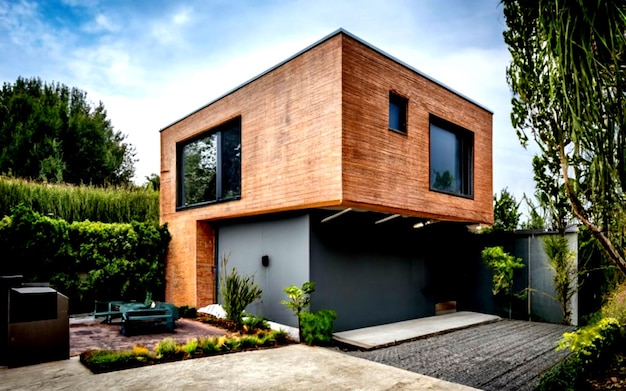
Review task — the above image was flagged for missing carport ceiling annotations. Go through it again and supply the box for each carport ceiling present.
[319,208,437,230]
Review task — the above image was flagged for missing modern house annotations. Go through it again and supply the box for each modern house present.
[160,29,493,331]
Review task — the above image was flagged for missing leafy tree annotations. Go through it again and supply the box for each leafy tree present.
[482,246,525,318]
[492,187,521,232]
[144,173,160,191]
[503,0,626,275]
[519,193,547,230]
[0,77,136,186]
[530,155,572,232]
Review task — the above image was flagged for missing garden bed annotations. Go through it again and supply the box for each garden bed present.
[80,329,293,373]
[72,314,294,373]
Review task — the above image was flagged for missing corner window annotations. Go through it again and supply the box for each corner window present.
[429,116,473,197]
[389,92,407,134]
[177,117,241,208]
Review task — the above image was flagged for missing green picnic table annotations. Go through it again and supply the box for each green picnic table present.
[94,300,180,336]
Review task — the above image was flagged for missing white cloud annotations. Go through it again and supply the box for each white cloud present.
[92,14,118,33]
[172,7,191,25]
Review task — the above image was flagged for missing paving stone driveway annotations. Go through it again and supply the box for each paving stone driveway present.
[343,319,575,391]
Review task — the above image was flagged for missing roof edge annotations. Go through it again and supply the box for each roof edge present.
[339,29,493,114]
[160,28,492,132]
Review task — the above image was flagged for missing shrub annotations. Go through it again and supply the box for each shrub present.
[543,234,577,324]
[80,349,149,373]
[260,329,291,347]
[243,314,270,332]
[535,354,583,391]
[182,338,199,356]
[154,338,180,359]
[239,335,261,350]
[221,337,240,352]
[537,317,621,390]
[179,305,197,319]
[481,246,524,318]
[132,345,151,358]
[299,309,337,346]
[557,317,621,364]
[198,337,220,354]
[602,282,626,330]
[0,205,170,313]
[219,255,262,329]
[281,281,315,341]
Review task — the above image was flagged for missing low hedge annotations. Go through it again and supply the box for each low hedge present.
[80,330,292,374]
[0,205,170,313]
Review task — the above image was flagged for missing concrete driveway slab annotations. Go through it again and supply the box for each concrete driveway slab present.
[0,344,478,391]
[333,311,501,350]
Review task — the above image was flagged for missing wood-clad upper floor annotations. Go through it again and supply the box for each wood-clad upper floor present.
[160,29,493,225]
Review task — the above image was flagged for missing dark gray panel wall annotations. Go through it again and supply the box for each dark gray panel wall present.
[309,212,475,332]
[217,213,310,327]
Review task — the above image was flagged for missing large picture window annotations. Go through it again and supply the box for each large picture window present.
[429,116,473,197]
[177,117,241,208]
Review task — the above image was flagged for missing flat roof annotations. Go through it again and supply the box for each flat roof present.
[160,28,493,132]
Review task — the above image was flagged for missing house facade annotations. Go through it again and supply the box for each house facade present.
[160,29,493,331]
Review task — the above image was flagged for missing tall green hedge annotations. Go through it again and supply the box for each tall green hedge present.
[0,176,159,224]
[0,205,170,313]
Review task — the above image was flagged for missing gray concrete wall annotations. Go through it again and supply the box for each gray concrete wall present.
[514,231,579,326]
[217,214,310,327]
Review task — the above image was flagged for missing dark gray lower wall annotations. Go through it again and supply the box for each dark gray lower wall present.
[309,211,478,332]
[217,213,310,327]
[215,211,579,330]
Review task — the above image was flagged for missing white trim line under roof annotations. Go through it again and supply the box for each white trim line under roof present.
[160,28,493,132]
[374,214,401,224]
[321,208,353,223]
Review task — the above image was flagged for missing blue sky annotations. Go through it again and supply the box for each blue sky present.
[0,0,538,208]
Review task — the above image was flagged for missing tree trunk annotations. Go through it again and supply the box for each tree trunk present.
[559,144,626,276]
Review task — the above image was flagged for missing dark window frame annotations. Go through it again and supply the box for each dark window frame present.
[176,116,241,210]
[428,115,474,198]
[388,92,408,135]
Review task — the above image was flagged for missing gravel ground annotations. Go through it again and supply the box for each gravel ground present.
[342,319,575,391]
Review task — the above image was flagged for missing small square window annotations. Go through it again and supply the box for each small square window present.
[389,92,407,134]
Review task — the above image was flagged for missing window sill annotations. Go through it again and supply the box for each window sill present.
[176,195,241,212]
[428,187,474,200]
[388,127,407,136]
